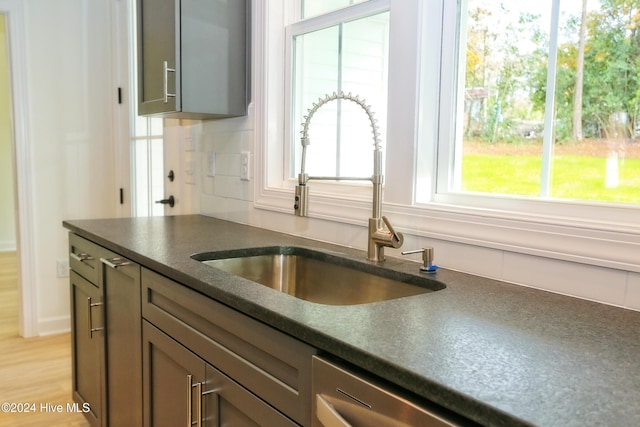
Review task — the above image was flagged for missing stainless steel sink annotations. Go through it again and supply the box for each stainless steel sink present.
[191,246,443,305]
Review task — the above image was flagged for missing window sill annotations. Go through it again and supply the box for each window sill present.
[255,186,640,273]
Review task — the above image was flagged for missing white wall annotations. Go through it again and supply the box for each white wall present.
[0,15,16,252]
[22,0,117,334]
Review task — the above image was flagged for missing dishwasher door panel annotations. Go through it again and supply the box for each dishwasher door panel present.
[312,356,459,427]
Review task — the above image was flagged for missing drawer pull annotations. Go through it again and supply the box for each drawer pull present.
[187,375,203,427]
[71,252,93,263]
[100,257,131,269]
[163,60,176,104]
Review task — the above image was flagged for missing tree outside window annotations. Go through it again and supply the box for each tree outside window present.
[457,0,640,205]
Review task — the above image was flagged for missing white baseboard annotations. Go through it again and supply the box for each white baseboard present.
[0,241,17,252]
[37,315,71,336]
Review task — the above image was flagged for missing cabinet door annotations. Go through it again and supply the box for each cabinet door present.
[101,253,142,426]
[205,364,299,427]
[70,271,105,427]
[143,320,299,427]
[137,0,179,115]
[143,321,207,427]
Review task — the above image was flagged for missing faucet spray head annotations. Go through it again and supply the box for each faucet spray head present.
[294,173,309,216]
[294,185,308,216]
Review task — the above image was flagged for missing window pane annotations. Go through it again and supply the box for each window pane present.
[301,0,367,19]
[551,0,640,204]
[292,12,389,179]
[458,1,549,197]
[131,138,165,216]
[132,139,150,216]
[150,117,163,136]
[457,0,640,205]
[134,115,149,137]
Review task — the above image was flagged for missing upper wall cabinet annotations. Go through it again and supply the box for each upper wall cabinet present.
[136,0,249,119]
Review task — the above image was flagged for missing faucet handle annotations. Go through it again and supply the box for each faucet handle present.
[381,216,395,234]
[381,216,403,248]
[401,247,438,273]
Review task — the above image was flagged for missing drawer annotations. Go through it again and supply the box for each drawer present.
[141,268,316,427]
[69,233,102,284]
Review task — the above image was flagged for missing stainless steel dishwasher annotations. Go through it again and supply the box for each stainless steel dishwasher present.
[312,356,460,427]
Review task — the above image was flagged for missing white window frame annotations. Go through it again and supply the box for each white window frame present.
[419,0,639,271]
[284,1,391,184]
[254,0,640,272]
[255,0,406,227]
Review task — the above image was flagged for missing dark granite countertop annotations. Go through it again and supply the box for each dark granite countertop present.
[63,215,640,427]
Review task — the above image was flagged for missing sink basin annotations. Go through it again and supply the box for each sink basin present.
[191,246,444,305]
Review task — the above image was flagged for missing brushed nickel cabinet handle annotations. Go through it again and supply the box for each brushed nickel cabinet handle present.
[71,252,93,263]
[87,297,103,339]
[186,375,193,427]
[186,375,205,427]
[195,381,202,427]
[186,375,204,427]
[100,257,131,269]
[163,60,176,104]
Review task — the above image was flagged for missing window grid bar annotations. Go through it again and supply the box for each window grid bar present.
[540,0,561,198]
[336,22,344,173]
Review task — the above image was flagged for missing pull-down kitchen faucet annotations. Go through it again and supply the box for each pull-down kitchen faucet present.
[293,92,403,262]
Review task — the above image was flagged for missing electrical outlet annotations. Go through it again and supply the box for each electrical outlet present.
[57,260,69,278]
[240,151,250,181]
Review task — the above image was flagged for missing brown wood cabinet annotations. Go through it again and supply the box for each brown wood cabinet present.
[101,251,142,426]
[69,234,143,427]
[69,234,106,427]
[70,270,105,427]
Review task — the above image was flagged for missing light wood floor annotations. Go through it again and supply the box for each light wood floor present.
[0,251,89,427]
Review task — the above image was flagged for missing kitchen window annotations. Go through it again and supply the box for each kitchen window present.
[256,0,639,271]
[286,0,390,184]
[420,0,640,224]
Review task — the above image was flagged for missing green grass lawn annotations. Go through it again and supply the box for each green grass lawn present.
[461,154,640,204]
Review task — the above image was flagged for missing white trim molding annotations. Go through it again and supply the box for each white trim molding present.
[1,0,38,337]
[388,203,640,274]
[0,241,17,252]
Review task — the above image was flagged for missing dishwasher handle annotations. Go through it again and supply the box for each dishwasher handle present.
[316,394,352,427]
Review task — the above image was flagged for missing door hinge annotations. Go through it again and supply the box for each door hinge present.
[119,188,124,205]
[117,87,122,104]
